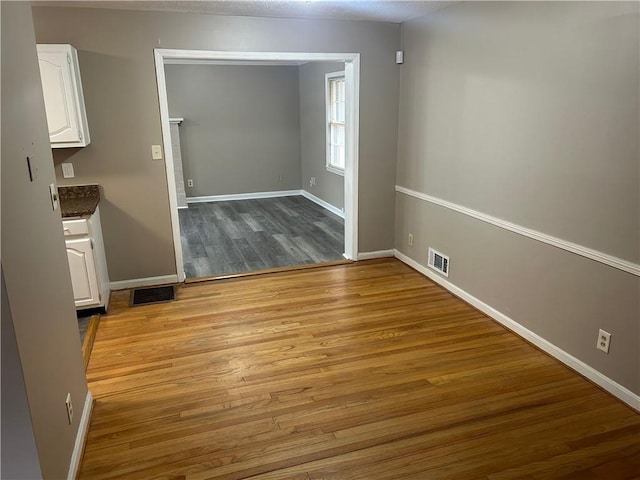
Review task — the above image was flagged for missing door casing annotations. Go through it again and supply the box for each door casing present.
[154,49,360,282]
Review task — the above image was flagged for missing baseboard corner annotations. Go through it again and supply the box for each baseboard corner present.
[301,190,345,219]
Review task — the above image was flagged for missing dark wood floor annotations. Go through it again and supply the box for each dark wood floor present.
[179,196,345,279]
[80,259,640,480]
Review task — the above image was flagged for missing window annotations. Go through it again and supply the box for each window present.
[326,72,346,175]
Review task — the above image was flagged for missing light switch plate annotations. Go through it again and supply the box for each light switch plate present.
[61,162,75,178]
[151,145,163,160]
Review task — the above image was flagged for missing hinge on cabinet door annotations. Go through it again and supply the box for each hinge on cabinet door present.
[90,240,94,250]
[78,129,82,140]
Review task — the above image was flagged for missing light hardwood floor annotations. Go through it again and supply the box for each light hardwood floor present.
[80,259,640,479]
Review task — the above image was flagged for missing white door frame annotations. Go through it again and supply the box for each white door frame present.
[154,49,360,282]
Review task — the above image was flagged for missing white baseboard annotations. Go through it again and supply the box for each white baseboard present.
[67,391,93,480]
[110,274,179,291]
[394,249,640,411]
[185,190,346,221]
[187,190,301,204]
[357,249,395,260]
[301,190,345,219]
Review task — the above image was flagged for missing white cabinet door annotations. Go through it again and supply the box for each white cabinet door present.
[37,44,90,147]
[66,237,100,307]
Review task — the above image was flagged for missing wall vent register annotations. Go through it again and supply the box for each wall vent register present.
[428,247,449,277]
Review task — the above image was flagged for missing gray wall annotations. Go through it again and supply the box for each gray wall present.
[1,269,43,480]
[165,64,302,197]
[1,3,90,477]
[395,2,639,393]
[33,7,401,281]
[299,61,345,210]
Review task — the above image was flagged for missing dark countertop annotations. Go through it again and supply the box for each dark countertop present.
[59,185,100,218]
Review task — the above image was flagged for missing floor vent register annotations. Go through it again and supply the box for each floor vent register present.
[130,285,177,306]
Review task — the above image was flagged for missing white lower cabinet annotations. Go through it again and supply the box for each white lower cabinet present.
[63,207,109,311]
[66,237,100,307]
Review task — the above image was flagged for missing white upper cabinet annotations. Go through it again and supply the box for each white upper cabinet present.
[37,44,90,148]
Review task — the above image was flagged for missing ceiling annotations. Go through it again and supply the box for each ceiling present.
[31,1,455,23]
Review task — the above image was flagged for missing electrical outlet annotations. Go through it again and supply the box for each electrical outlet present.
[187,179,193,187]
[596,329,611,354]
[65,393,73,424]
[309,177,316,187]
[408,233,414,247]
[277,174,284,183]
[61,162,75,178]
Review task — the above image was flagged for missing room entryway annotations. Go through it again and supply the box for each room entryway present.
[155,49,360,283]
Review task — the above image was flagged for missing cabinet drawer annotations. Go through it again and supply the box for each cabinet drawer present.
[62,218,89,236]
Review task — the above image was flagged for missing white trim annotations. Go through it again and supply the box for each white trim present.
[394,250,640,411]
[187,190,301,204]
[325,70,346,175]
[165,59,308,66]
[155,49,360,279]
[168,117,183,124]
[344,57,359,261]
[301,190,344,219]
[396,185,640,277]
[326,165,345,177]
[110,274,179,291]
[67,391,93,480]
[187,189,345,218]
[156,49,354,63]
[357,250,395,260]
[155,50,185,282]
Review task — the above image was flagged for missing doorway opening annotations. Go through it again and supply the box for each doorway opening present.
[155,50,360,282]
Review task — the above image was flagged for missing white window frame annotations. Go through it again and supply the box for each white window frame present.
[325,71,346,176]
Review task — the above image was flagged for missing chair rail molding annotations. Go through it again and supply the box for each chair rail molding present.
[395,185,640,277]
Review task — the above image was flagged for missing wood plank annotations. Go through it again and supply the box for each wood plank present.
[79,259,640,480]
